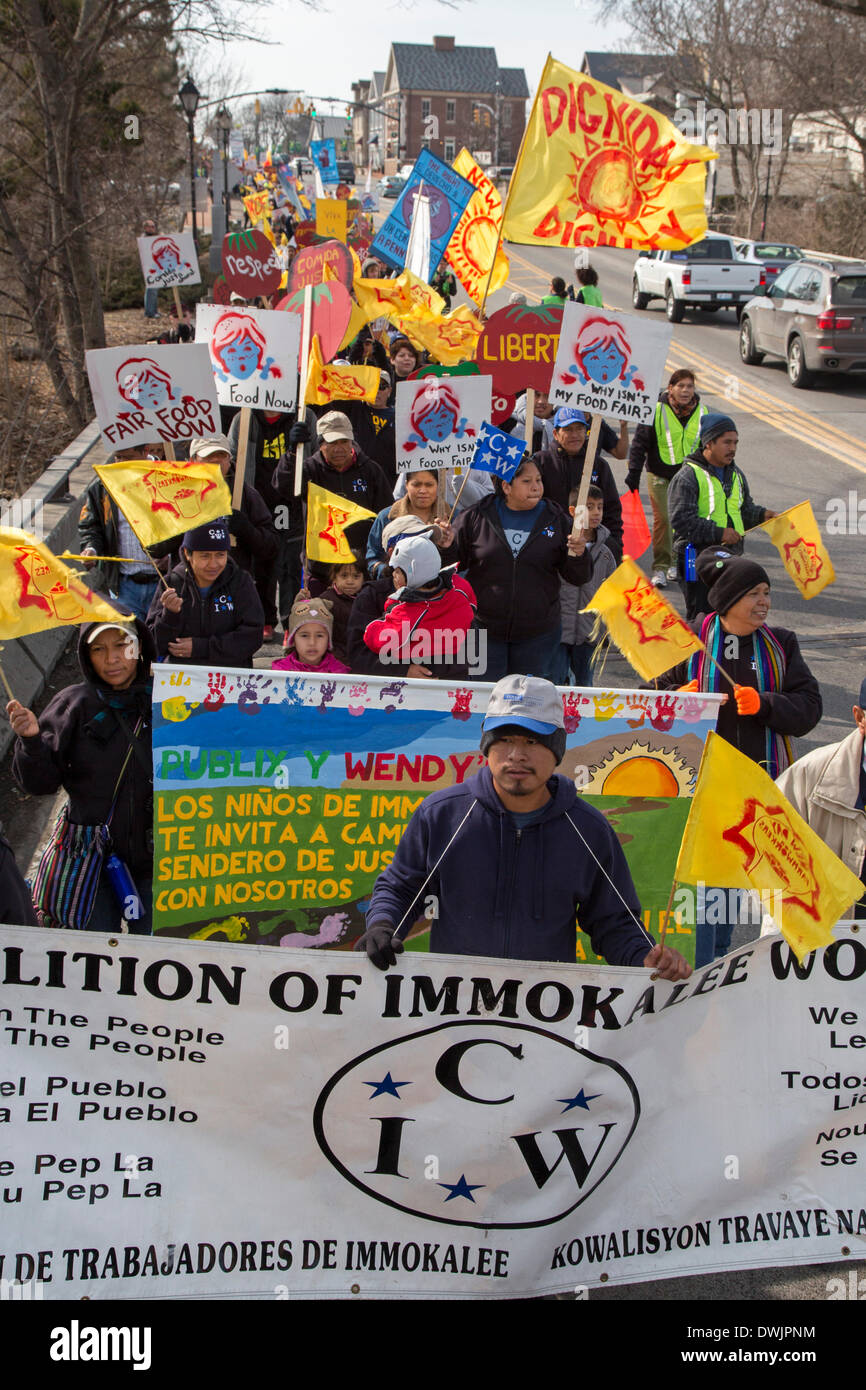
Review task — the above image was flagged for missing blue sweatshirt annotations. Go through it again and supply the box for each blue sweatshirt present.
[367,766,650,965]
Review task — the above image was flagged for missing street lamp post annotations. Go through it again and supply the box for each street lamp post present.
[216,104,232,225]
[178,76,201,248]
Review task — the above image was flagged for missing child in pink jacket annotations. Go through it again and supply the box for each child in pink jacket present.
[272,597,349,674]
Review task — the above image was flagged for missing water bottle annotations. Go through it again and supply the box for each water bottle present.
[105,853,143,923]
[684,544,696,582]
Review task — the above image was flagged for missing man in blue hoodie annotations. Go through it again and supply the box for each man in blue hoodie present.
[359,675,691,979]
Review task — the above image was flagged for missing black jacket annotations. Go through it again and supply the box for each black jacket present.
[346,575,409,677]
[146,555,264,668]
[272,445,393,555]
[452,494,590,643]
[532,443,623,562]
[12,620,156,876]
[78,480,164,593]
[336,401,397,491]
[626,391,705,488]
[227,406,318,516]
[0,829,38,927]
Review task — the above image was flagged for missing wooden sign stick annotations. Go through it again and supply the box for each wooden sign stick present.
[172,286,185,323]
[294,284,314,497]
[233,408,252,513]
[163,441,176,462]
[523,388,536,451]
[571,415,602,536]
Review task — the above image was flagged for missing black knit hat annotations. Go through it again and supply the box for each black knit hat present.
[480,723,566,765]
[696,548,770,615]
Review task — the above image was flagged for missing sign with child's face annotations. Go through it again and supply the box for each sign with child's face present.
[550,304,672,424]
[137,232,201,289]
[85,344,220,450]
[196,304,301,412]
[395,375,492,473]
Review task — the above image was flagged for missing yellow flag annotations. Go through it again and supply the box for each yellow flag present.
[354,270,444,324]
[675,732,864,962]
[503,55,716,251]
[0,527,133,639]
[402,303,485,366]
[94,461,232,549]
[304,334,380,406]
[306,484,376,564]
[757,501,835,599]
[583,556,704,681]
[243,191,270,226]
[445,149,510,305]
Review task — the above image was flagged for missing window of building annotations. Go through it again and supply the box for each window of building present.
[421,98,431,120]
[499,141,511,160]
[444,138,455,161]
[446,100,456,123]
[502,102,512,128]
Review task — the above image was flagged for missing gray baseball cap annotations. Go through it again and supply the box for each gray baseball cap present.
[482,674,564,737]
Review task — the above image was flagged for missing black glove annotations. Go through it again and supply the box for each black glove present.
[353,923,404,971]
[624,470,641,494]
[229,509,254,543]
[289,420,311,447]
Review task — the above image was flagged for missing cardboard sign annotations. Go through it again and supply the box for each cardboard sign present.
[196,305,301,412]
[85,344,220,450]
[371,148,474,279]
[395,374,492,472]
[288,240,353,293]
[550,304,673,423]
[277,281,353,364]
[315,199,348,244]
[137,232,200,290]
[221,229,281,299]
[310,139,339,185]
[294,222,323,249]
[476,304,564,396]
[444,149,509,305]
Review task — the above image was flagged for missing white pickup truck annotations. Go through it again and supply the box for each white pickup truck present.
[632,236,766,323]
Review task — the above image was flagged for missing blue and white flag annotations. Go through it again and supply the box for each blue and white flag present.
[471,421,525,481]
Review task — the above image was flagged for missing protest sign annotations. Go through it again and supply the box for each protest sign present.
[195,305,301,412]
[502,56,715,251]
[137,232,200,290]
[476,303,564,397]
[371,149,474,279]
[311,139,339,185]
[395,375,492,472]
[316,200,348,244]
[550,304,673,423]
[288,240,354,293]
[444,149,509,306]
[2,922,862,1299]
[294,223,321,249]
[151,669,722,959]
[85,345,220,451]
[221,229,282,300]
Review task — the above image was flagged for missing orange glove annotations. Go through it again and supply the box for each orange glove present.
[734,684,761,715]
[678,679,699,693]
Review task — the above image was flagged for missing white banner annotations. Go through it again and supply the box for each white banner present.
[1,924,863,1299]
[85,344,220,452]
[550,304,673,423]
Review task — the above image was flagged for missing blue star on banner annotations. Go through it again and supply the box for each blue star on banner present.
[557,1088,601,1113]
[471,421,525,481]
[364,1072,411,1099]
[437,1174,485,1203]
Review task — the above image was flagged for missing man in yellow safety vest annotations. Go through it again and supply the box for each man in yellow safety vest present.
[667,412,777,619]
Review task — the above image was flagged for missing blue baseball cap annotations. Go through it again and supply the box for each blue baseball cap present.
[553,407,589,429]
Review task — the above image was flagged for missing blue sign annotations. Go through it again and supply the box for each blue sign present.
[371,148,474,281]
[471,421,525,481]
[310,140,339,185]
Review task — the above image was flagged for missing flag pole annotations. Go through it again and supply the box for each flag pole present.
[447,469,472,524]
[0,655,14,702]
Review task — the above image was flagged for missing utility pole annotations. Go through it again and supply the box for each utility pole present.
[494,77,501,168]
[761,152,772,237]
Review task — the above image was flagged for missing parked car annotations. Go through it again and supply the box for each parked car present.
[739,257,866,388]
[378,176,405,199]
[632,236,766,322]
[489,165,514,183]
[734,240,804,279]
[335,160,356,184]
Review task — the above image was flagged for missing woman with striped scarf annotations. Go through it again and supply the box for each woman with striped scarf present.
[659,547,822,963]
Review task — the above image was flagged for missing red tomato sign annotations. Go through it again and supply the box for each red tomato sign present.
[288,240,354,293]
[221,229,281,298]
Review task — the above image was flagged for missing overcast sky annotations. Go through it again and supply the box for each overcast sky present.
[216,0,631,119]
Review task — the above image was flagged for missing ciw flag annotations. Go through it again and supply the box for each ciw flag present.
[471,422,525,481]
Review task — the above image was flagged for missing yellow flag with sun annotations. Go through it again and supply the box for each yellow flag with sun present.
[306,484,377,564]
[757,501,835,599]
[0,528,133,639]
[503,55,716,250]
[304,334,380,406]
[444,149,510,306]
[675,732,864,962]
[583,556,704,681]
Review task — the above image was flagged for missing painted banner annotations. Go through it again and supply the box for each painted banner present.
[195,304,301,412]
[444,148,509,305]
[151,668,723,960]
[311,139,339,185]
[137,232,200,290]
[371,149,474,279]
[502,55,716,251]
[1,922,862,1299]
[550,303,672,423]
[85,345,220,451]
[316,199,348,244]
[395,376,492,473]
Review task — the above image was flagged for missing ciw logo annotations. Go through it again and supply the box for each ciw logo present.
[49,1319,151,1370]
[313,1020,639,1229]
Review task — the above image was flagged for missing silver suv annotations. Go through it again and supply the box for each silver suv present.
[738,258,866,388]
